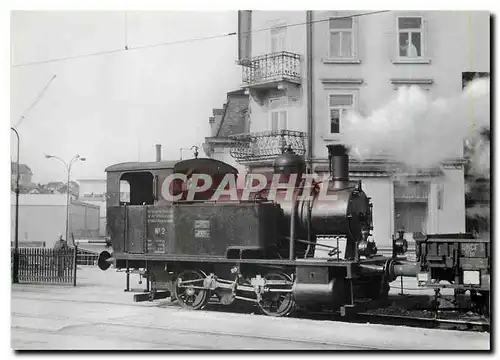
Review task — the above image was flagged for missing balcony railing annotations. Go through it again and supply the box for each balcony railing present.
[229,130,306,163]
[241,51,301,87]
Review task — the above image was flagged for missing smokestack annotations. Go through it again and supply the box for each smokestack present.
[327,144,349,189]
[156,144,162,162]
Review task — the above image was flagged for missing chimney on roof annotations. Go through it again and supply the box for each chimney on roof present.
[156,144,161,162]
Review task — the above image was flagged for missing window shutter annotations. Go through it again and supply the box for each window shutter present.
[423,18,428,58]
[329,94,353,106]
[271,36,278,53]
[280,110,288,130]
[330,32,340,57]
[271,112,279,131]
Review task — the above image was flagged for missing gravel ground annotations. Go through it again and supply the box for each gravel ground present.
[10,267,490,350]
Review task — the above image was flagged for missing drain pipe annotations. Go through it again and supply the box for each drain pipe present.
[156,144,161,162]
[306,11,313,173]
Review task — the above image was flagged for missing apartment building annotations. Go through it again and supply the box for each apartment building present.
[231,10,490,248]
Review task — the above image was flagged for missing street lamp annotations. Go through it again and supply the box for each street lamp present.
[11,127,20,284]
[45,154,86,243]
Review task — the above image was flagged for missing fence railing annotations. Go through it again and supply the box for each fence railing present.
[12,247,77,285]
[229,130,307,163]
[76,250,99,266]
[241,51,301,86]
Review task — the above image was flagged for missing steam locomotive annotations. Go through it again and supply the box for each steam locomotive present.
[97,144,489,317]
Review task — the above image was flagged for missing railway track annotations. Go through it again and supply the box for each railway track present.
[13,293,490,333]
[298,308,490,333]
[354,312,490,332]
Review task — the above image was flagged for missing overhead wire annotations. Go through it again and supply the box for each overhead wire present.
[11,10,390,68]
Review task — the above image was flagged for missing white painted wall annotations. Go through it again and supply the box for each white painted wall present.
[311,10,490,158]
[360,178,394,248]
[437,168,467,233]
[248,11,308,134]
[11,194,100,247]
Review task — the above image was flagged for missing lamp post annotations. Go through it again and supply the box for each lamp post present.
[11,127,20,284]
[45,154,86,243]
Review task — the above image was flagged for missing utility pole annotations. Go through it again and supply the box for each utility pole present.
[11,127,20,284]
[11,75,56,283]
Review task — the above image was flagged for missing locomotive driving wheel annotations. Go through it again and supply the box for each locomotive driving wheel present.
[257,272,295,317]
[173,270,210,310]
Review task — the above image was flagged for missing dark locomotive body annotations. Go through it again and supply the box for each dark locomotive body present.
[98,144,490,317]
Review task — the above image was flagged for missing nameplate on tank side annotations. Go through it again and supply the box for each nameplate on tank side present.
[194,220,211,238]
[147,208,174,224]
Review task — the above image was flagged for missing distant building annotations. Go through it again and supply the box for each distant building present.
[77,178,107,238]
[45,181,80,198]
[11,162,36,193]
[11,162,33,183]
[10,194,100,248]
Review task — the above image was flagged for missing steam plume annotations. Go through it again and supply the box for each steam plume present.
[343,78,490,176]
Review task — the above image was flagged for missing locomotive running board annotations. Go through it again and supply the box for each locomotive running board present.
[133,291,170,302]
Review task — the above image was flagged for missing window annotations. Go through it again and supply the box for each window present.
[119,172,155,206]
[398,17,423,58]
[270,25,286,53]
[270,109,287,131]
[329,18,354,58]
[328,94,354,134]
[119,180,131,204]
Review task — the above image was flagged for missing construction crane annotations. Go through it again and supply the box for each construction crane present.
[14,74,57,129]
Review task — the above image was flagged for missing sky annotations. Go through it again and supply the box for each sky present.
[10,10,241,184]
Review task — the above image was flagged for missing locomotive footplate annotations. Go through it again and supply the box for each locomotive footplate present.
[134,291,170,302]
[115,253,363,271]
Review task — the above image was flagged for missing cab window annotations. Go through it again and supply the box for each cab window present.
[120,171,155,205]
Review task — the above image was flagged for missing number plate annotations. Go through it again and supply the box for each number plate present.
[194,229,210,238]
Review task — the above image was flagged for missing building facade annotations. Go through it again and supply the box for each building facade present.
[77,178,107,238]
[232,10,490,248]
[10,194,100,248]
[203,89,250,187]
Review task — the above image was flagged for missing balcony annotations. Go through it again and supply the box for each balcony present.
[241,51,301,90]
[229,130,306,164]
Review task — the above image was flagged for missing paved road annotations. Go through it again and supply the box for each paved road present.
[11,268,490,350]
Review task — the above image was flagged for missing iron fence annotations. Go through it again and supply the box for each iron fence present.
[241,51,301,86]
[229,130,307,163]
[12,247,77,285]
[76,249,99,266]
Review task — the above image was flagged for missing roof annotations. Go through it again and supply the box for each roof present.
[11,162,33,175]
[215,91,249,137]
[314,158,445,177]
[77,178,106,183]
[173,158,238,175]
[72,200,100,209]
[226,89,247,96]
[105,161,178,173]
